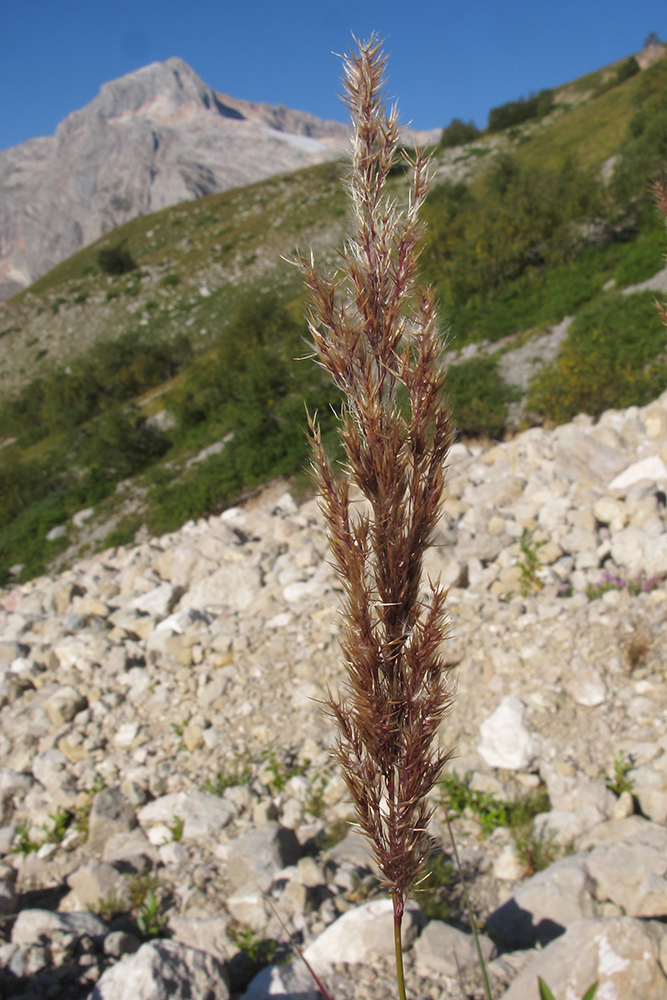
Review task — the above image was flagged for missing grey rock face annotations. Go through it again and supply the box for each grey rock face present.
[487,854,597,949]
[414,919,495,978]
[302,898,424,972]
[90,939,230,999]
[12,908,108,946]
[0,57,349,297]
[88,786,137,855]
[225,822,301,892]
[502,917,667,1000]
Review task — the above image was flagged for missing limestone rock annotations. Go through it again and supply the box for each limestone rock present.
[414,919,495,979]
[225,823,301,893]
[478,697,538,771]
[302,898,423,972]
[67,862,130,911]
[90,939,230,1000]
[12,908,107,946]
[501,917,667,1000]
[88,786,137,855]
[487,854,597,949]
[138,791,236,842]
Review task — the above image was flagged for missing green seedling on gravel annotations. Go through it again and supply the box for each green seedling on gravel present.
[261,749,309,794]
[44,807,72,845]
[517,529,545,596]
[73,774,106,842]
[135,889,168,940]
[91,891,128,922]
[168,815,184,842]
[417,854,453,921]
[600,751,634,796]
[202,751,252,795]
[538,977,598,1000]
[13,821,42,856]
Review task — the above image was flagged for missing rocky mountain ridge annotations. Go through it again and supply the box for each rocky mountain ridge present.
[0,57,353,301]
[0,56,443,303]
[2,394,667,996]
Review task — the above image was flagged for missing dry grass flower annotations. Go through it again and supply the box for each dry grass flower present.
[298,36,455,999]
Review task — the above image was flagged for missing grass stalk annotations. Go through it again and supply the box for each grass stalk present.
[443,805,492,1000]
[301,35,455,999]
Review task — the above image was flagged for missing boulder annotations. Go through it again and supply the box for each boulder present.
[414,919,495,979]
[302,898,423,972]
[478,697,538,771]
[487,854,597,949]
[225,823,301,893]
[31,750,78,809]
[43,685,87,726]
[12,908,107,946]
[66,862,130,911]
[586,839,667,917]
[501,917,667,1000]
[88,786,137,855]
[90,939,230,1000]
[138,791,236,842]
[554,431,629,486]
[168,915,233,961]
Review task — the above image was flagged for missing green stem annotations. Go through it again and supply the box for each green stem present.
[393,889,407,1000]
[443,805,492,1000]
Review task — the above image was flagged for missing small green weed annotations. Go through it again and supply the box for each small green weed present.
[440,772,508,836]
[90,890,127,921]
[135,889,168,940]
[304,775,328,818]
[44,807,72,845]
[13,821,41,856]
[417,853,453,921]
[517,529,544,596]
[128,870,161,913]
[227,921,280,992]
[538,977,597,1000]
[261,749,309,795]
[74,775,106,842]
[600,752,633,796]
[202,752,252,795]
[168,816,184,842]
[512,824,559,876]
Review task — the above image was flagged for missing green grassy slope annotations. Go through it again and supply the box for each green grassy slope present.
[0,50,666,585]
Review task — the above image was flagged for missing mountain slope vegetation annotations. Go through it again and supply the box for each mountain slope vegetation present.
[0,48,666,584]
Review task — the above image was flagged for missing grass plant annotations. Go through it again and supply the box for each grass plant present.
[301,37,455,1000]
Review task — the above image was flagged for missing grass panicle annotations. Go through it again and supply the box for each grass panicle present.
[300,36,455,999]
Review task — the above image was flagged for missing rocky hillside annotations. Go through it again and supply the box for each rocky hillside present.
[1,393,667,997]
[0,57,351,300]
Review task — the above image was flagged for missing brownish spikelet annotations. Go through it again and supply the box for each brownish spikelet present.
[301,36,455,906]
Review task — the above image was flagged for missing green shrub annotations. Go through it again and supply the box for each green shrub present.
[439,117,480,149]
[423,156,603,327]
[616,56,640,86]
[527,291,667,423]
[488,89,554,132]
[97,243,136,275]
[445,356,520,439]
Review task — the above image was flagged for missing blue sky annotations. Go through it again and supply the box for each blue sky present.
[0,1,665,151]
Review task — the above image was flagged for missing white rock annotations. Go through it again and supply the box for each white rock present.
[302,898,423,972]
[12,908,107,946]
[608,455,667,491]
[478,697,538,771]
[129,583,177,618]
[566,666,607,707]
[138,792,236,840]
[90,939,229,1000]
[493,842,526,881]
[114,722,140,747]
[72,507,95,528]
